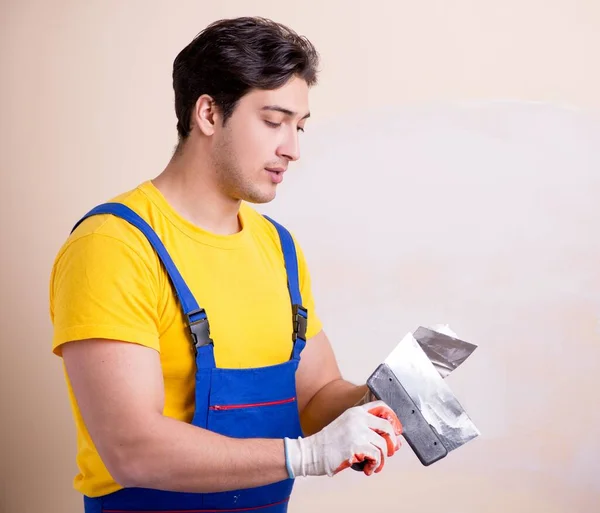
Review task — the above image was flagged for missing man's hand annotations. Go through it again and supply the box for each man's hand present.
[284,400,403,478]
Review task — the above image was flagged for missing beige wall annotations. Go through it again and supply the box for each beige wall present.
[2,1,600,511]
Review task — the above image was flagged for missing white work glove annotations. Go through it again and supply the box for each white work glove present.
[284,400,403,478]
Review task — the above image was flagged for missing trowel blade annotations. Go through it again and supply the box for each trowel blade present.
[413,326,478,379]
[383,329,480,452]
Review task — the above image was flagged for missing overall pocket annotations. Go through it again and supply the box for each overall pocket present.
[209,396,296,411]
[207,396,301,439]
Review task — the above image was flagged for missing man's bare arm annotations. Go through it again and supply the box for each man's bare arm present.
[61,339,288,493]
[295,330,369,436]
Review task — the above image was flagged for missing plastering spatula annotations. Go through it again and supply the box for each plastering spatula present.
[357,325,480,467]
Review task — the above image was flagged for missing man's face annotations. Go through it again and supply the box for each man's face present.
[211,75,310,204]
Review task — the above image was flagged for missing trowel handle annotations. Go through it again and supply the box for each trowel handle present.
[362,363,448,467]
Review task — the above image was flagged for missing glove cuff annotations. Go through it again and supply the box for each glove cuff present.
[283,437,297,479]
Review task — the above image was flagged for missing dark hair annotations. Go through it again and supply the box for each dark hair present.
[172,16,320,143]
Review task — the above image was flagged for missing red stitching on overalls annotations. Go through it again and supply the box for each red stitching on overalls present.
[209,397,296,411]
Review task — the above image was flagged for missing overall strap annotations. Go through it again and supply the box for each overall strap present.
[71,203,215,366]
[263,215,308,360]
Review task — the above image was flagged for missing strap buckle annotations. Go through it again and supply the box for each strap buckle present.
[292,304,308,342]
[187,308,213,350]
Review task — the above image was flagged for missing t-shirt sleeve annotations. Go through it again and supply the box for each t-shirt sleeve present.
[294,238,323,340]
[49,232,161,357]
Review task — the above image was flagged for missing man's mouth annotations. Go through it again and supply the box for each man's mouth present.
[265,167,286,184]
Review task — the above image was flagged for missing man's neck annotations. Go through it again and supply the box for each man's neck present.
[152,149,242,236]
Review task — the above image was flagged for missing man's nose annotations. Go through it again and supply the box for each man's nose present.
[278,132,300,162]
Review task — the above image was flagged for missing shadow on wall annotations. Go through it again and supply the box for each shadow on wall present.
[264,100,600,512]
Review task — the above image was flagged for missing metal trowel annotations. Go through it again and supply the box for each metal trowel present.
[356,325,480,467]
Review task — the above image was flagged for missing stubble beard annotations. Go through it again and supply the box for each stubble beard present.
[213,136,274,205]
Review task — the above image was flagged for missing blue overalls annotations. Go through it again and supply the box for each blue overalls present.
[71,203,308,513]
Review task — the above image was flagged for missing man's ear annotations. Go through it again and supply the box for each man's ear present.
[191,94,218,136]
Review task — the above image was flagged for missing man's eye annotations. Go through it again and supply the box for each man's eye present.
[265,120,281,128]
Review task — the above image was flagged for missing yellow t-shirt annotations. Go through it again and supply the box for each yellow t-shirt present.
[49,180,322,498]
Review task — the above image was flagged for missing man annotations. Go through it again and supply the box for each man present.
[49,16,403,513]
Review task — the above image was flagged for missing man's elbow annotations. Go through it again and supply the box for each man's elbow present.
[95,427,159,488]
[105,449,147,488]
